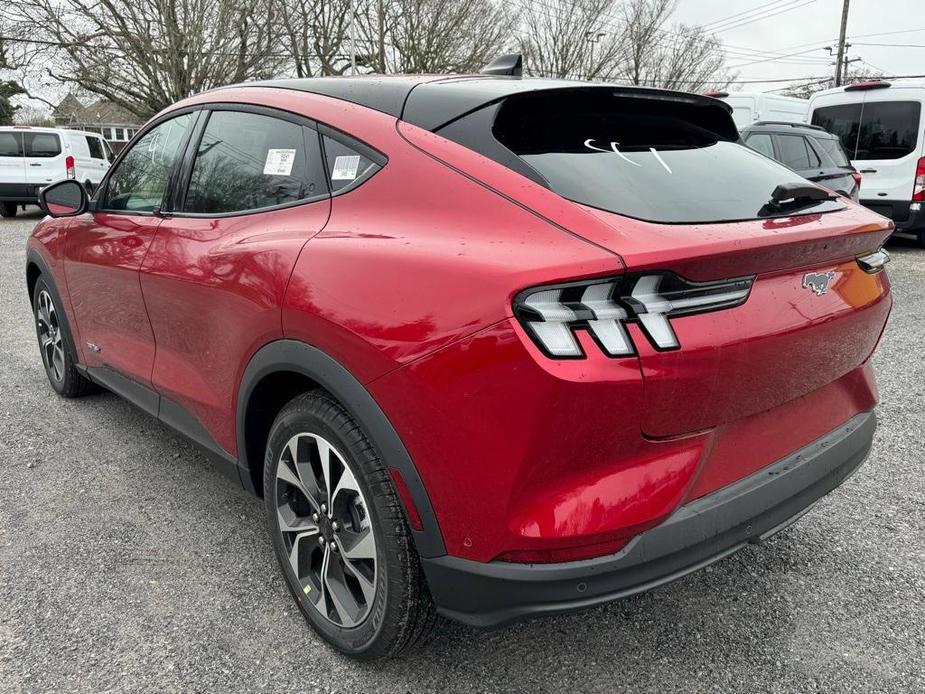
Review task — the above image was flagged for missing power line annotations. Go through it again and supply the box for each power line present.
[712,0,819,34]
[702,0,806,33]
[853,42,925,48]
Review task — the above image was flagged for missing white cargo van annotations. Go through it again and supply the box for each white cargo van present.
[0,126,113,218]
[809,81,925,246]
[708,91,808,130]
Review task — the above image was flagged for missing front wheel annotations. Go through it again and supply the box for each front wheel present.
[0,201,17,218]
[264,391,436,659]
[33,278,94,397]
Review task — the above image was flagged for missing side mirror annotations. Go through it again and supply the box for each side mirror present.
[40,179,88,218]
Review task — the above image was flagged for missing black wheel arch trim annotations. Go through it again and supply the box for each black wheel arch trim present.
[236,339,446,558]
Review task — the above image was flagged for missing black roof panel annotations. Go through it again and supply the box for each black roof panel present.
[227,75,734,132]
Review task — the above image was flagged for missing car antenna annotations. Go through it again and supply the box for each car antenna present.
[480,53,523,77]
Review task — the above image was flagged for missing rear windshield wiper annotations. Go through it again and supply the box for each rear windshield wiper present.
[758,182,838,217]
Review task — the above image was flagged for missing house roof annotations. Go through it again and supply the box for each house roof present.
[51,93,85,122]
[52,94,141,126]
[81,99,140,126]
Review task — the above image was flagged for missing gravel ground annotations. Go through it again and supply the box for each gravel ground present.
[1,207,923,693]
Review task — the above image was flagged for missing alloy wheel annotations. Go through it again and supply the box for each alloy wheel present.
[36,290,65,383]
[275,432,378,628]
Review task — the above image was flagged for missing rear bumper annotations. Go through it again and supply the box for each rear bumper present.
[422,412,875,628]
[860,199,925,232]
[0,183,41,204]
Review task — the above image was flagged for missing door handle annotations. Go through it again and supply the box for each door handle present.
[29,162,42,167]
[860,168,877,174]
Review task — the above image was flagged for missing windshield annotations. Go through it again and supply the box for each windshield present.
[480,90,843,224]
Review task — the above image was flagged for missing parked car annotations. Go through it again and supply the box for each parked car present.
[707,90,808,129]
[809,80,925,246]
[26,63,893,659]
[0,126,113,217]
[741,121,861,200]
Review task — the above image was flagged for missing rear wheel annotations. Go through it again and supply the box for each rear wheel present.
[918,228,925,249]
[33,278,94,397]
[0,202,17,218]
[264,391,436,659]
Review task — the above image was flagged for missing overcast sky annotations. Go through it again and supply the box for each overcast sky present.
[673,0,924,91]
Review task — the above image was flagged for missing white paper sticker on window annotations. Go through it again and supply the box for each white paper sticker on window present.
[263,149,297,176]
[331,155,360,181]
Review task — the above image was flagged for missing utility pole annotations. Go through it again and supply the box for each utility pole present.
[350,0,357,76]
[834,0,850,86]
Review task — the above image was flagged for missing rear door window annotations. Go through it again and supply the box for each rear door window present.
[448,89,842,224]
[24,133,62,158]
[184,110,326,214]
[811,103,862,158]
[855,101,921,160]
[813,100,922,160]
[744,133,774,158]
[0,132,22,157]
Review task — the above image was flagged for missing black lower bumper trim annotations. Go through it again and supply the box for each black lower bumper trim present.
[423,412,876,628]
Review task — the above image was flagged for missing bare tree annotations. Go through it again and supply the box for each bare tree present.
[8,0,286,118]
[383,0,513,74]
[780,66,883,99]
[614,0,732,91]
[276,0,353,76]
[517,0,622,79]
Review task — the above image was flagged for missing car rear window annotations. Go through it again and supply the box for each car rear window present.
[440,89,843,224]
[810,135,850,167]
[24,133,62,158]
[812,100,922,160]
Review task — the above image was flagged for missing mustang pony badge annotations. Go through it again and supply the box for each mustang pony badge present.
[802,271,836,296]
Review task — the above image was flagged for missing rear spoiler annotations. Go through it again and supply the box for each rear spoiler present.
[403,81,735,132]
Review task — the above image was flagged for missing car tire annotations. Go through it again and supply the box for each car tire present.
[264,390,437,659]
[0,202,17,218]
[32,277,95,398]
[918,229,925,249]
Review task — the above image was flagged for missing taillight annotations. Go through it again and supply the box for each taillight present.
[514,273,754,359]
[65,155,75,180]
[851,171,862,188]
[913,157,925,202]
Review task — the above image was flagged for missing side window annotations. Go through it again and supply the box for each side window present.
[321,131,383,193]
[86,136,104,160]
[24,133,62,158]
[100,112,195,213]
[184,110,325,214]
[775,134,812,170]
[744,133,774,159]
[0,132,22,157]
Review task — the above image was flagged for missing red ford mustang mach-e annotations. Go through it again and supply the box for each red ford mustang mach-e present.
[27,65,892,659]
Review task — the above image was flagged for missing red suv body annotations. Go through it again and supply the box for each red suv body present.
[27,75,892,656]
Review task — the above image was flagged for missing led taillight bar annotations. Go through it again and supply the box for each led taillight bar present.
[514,273,755,359]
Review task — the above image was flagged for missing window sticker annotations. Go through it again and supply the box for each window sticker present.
[331,155,360,181]
[263,148,297,176]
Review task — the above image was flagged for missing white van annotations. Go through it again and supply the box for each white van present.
[0,126,113,218]
[708,91,809,130]
[808,81,925,246]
